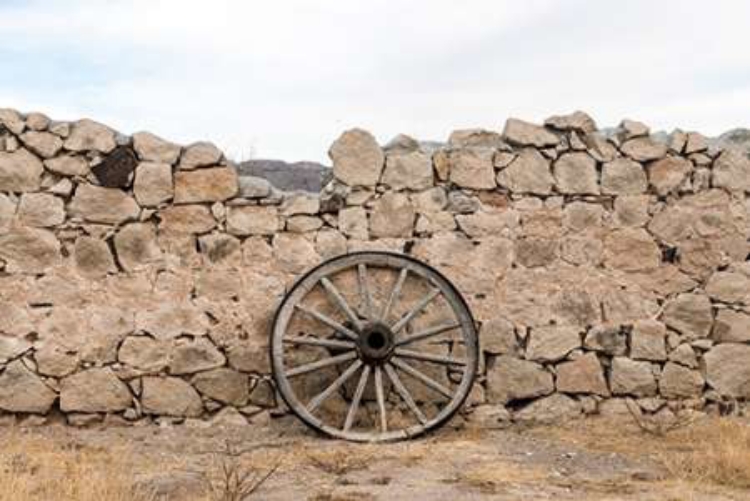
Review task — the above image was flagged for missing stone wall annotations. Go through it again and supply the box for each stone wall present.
[0,107,749,428]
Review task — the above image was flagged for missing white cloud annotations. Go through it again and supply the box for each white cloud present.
[1,0,749,162]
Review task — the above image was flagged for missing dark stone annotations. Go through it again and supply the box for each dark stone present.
[92,146,139,188]
[237,159,329,193]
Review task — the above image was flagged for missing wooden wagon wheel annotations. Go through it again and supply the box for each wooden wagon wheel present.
[270,251,479,442]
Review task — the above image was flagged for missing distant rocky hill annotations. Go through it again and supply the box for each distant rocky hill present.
[237,159,331,193]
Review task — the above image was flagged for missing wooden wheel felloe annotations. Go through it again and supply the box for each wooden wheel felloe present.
[270,251,479,442]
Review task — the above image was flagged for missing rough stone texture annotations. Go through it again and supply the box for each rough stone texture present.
[553,152,599,194]
[141,377,203,417]
[0,226,61,273]
[712,309,750,343]
[329,128,384,187]
[18,193,65,227]
[600,158,647,194]
[603,228,660,271]
[496,148,553,194]
[525,325,581,362]
[661,293,713,339]
[449,148,495,190]
[712,148,750,192]
[59,368,132,413]
[174,167,238,203]
[555,353,608,396]
[20,131,62,158]
[610,357,658,397]
[226,206,280,236]
[74,236,117,277]
[487,356,554,404]
[369,192,415,238]
[179,142,222,170]
[64,119,116,153]
[659,362,704,398]
[514,394,582,423]
[620,137,667,162]
[649,156,691,195]
[192,368,250,406]
[0,148,43,192]
[133,162,174,206]
[0,361,56,413]
[133,132,181,164]
[703,344,750,398]
[114,223,161,271]
[382,150,433,190]
[630,320,667,361]
[69,184,140,224]
[503,118,559,147]
[44,155,89,177]
[158,205,216,234]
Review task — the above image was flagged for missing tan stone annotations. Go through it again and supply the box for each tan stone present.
[610,357,657,397]
[382,150,433,190]
[515,237,558,268]
[69,184,140,225]
[20,131,62,158]
[136,302,209,340]
[272,233,319,274]
[514,393,581,423]
[448,129,505,148]
[179,142,223,170]
[630,320,667,361]
[118,336,170,371]
[502,118,559,147]
[705,271,750,304]
[60,368,132,413]
[159,205,216,234]
[370,192,415,238]
[174,167,238,203]
[315,229,347,258]
[544,111,597,133]
[604,228,660,272]
[198,233,241,266]
[560,234,603,266]
[613,195,650,227]
[555,353,609,396]
[280,193,320,216]
[449,148,495,190]
[526,325,581,362]
[133,162,173,206]
[338,206,368,240]
[0,108,24,134]
[114,223,162,271]
[0,361,57,413]
[712,149,750,192]
[486,356,554,404]
[169,337,225,375]
[480,317,518,355]
[620,137,667,162]
[563,202,603,233]
[34,344,79,377]
[133,131,180,164]
[649,156,691,195]
[661,293,713,339]
[63,119,116,153]
[553,152,599,194]
[141,377,203,417]
[496,148,553,194]
[73,236,117,277]
[0,226,61,273]
[0,335,31,364]
[659,362,704,398]
[455,209,519,238]
[44,154,89,177]
[329,128,384,187]
[0,194,15,232]
[712,310,750,343]
[17,193,65,227]
[703,343,750,398]
[226,206,280,236]
[601,158,647,194]
[192,368,250,406]
[0,148,43,192]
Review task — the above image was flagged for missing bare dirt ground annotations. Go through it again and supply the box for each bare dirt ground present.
[1,413,749,501]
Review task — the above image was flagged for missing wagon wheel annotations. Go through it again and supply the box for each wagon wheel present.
[270,251,479,442]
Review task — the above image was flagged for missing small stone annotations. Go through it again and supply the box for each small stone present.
[370,192,415,238]
[648,156,692,195]
[514,394,582,423]
[20,131,62,158]
[60,367,132,413]
[158,205,216,234]
[502,118,559,147]
[0,108,25,134]
[25,112,50,131]
[141,377,203,417]
[118,336,169,371]
[238,175,272,198]
[661,293,713,339]
[618,119,650,139]
[114,223,161,271]
[669,343,699,368]
[17,193,65,227]
[211,407,248,427]
[613,195,650,227]
[659,362,704,398]
[272,233,319,274]
[136,303,209,340]
[0,335,32,364]
[584,324,627,356]
[705,271,750,304]
[48,178,73,196]
[544,111,597,133]
[133,162,174,206]
[610,357,658,397]
[684,132,708,154]
[63,119,117,153]
[630,320,667,361]
[515,237,558,268]
[315,229,347,258]
[0,227,61,273]
[526,325,581,362]
[556,352,609,396]
[496,148,553,195]
[486,356,554,404]
[198,233,241,266]
[280,193,320,216]
[286,215,323,233]
[179,142,222,169]
[713,309,750,343]
[703,343,750,398]
[563,202,603,232]
[169,337,225,375]
[174,167,238,203]
[553,152,599,194]
[74,236,117,277]
[69,184,140,225]
[226,206,280,236]
[480,317,518,355]
[448,129,505,148]
[621,137,668,162]
[455,209,519,238]
[329,128,384,187]
[133,131,181,164]
[384,133,422,153]
[601,158,647,194]
[449,148,495,190]
[0,148,44,192]
[192,368,250,406]
[44,155,89,177]
[711,149,750,192]
[604,228,660,272]
[382,150,433,190]
[338,206,369,240]
[0,360,57,413]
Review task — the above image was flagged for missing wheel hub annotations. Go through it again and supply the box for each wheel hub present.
[357,322,395,364]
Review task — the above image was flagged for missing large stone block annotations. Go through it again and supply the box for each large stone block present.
[0,148,43,192]
[141,376,203,417]
[174,167,238,203]
[555,353,609,396]
[449,148,495,190]
[0,361,57,413]
[69,184,140,225]
[329,128,384,187]
[486,355,554,404]
[60,367,132,413]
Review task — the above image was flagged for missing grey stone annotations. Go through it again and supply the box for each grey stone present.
[238,175,272,198]
[382,150,433,190]
[486,356,554,404]
[544,111,597,133]
[370,192,415,238]
[703,343,750,398]
[661,293,713,339]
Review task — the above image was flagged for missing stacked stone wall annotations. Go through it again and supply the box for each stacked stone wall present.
[0,107,749,427]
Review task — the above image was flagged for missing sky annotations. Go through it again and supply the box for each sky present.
[1,0,750,163]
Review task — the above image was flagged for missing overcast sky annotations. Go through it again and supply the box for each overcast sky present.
[1,0,749,163]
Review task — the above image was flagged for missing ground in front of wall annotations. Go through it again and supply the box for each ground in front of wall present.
[0,413,748,501]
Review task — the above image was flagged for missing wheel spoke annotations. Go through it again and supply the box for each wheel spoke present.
[394,348,466,367]
[374,366,388,433]
[395,321,461,347]
[384,363,427,425]
[357,264,373,321]
[286,351,358,378]
[294,304,359,341]
[343,365,370,432]
[391,357,453,399]
[307,360,363,412]
[320,277,363,331]
[284,336,356,350]
[381,268,407,323]
[391,288,441,335]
